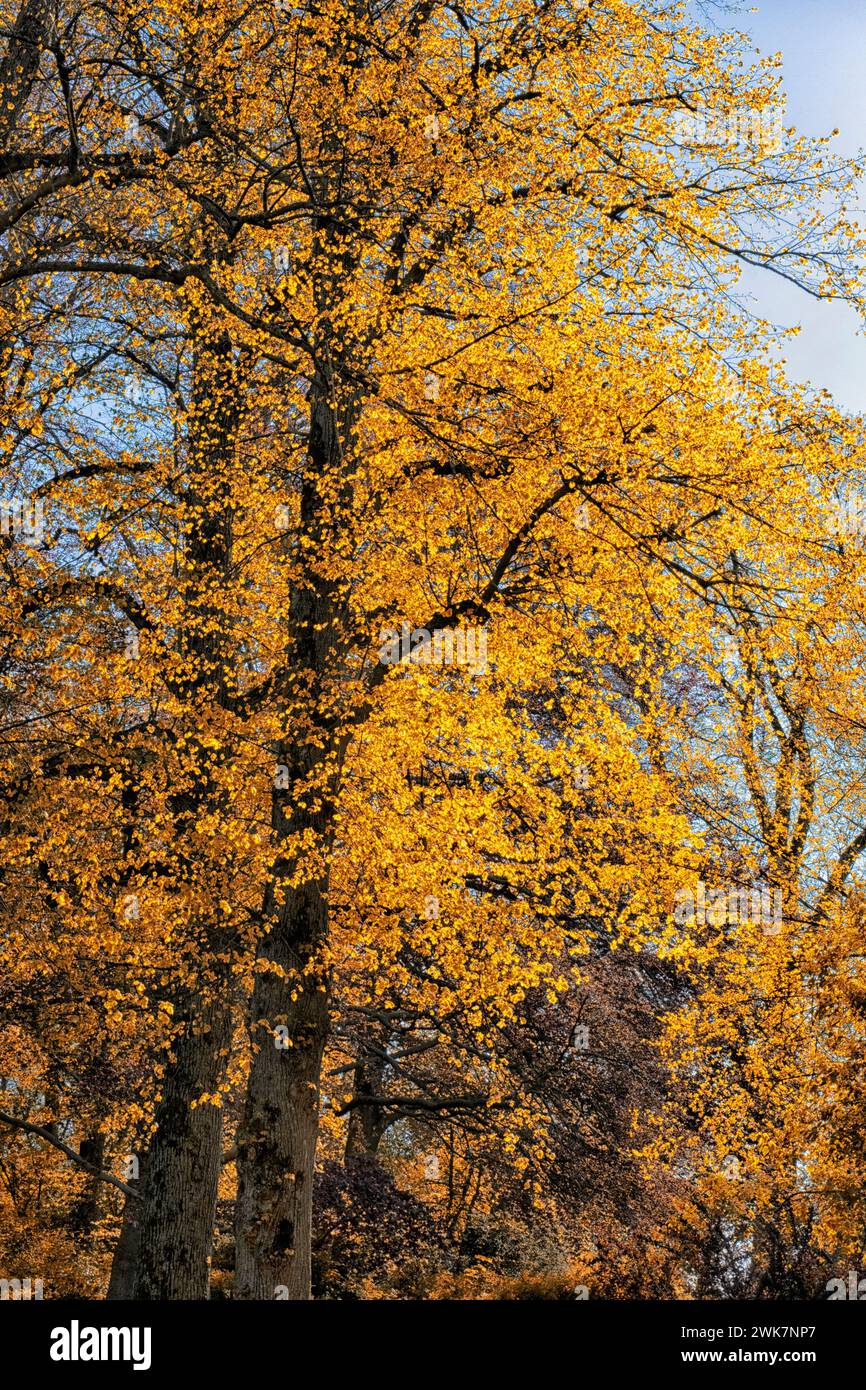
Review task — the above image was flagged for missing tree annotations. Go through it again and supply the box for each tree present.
[1,0,863,1299]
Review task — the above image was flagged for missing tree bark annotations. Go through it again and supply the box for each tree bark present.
[108,1154,145,1300]
[344,1051,387,1158]
[71,1131,106,1232]
[234,878,330,1299]
[234,362,353,1298]
[132,999,232,1299]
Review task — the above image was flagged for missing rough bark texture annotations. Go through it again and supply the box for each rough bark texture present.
[70,1132,106,1232]
[132,1001,232,1299]
[234,882,330,1299]
[108,1156,144,1300]
[234,364,353,1299]
[344,1052,388,1158]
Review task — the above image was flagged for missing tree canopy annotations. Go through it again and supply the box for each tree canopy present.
[1,0,866,1302]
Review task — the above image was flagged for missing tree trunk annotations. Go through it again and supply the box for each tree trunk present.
[234,879,330,1299]
[131,318,240,1298]
[132,999,232,1299]
[107,1155,145,1300]
[234,362,353,1298]
[344,1051,387,1158]
[71,1131,106,1232]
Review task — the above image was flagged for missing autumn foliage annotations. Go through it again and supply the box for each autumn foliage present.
[1,0,866,1301]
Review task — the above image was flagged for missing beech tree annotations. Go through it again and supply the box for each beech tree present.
[1,0,864,1301]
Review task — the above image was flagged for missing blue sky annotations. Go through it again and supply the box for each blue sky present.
[720,0,866,412]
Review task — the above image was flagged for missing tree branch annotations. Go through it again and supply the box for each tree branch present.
[0,1109,138,1198]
